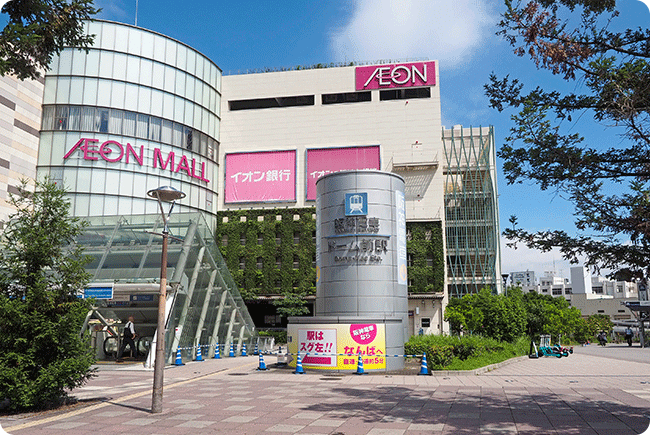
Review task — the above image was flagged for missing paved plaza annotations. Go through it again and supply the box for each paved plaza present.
[1,344,649,434]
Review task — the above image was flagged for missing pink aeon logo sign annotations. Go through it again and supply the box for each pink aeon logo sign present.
[355,61,436,90]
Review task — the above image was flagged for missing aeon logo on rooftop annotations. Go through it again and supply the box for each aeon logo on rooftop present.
[64,138,210,183]
[355,61,436,90]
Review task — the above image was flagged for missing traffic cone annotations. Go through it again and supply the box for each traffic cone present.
[175,348,184,366]
[242,343,247,357]
[253,342,259,355]
[294,353,304,374]
[418,353,429,375]
[355,353,367,375]
[256,353,268,371]
[195,344,203,361]
[229,342,235,357]
[213,342,221,359]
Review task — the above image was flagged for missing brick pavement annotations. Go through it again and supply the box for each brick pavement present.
[1,345,649,434]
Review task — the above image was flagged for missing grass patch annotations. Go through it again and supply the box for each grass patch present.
[405,335,529,371]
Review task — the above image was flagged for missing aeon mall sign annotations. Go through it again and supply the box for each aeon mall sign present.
[355,61,436,90]
[64,138,210,183]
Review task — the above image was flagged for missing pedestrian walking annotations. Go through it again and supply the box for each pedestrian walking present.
[116,316,137,362]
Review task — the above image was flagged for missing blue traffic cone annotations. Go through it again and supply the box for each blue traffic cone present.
[294,353,304,374]
[418,353,429,375]
[175,348,184,366]
[253,343,259,355]
[213,342,221,359]
[355,353,367,375]
[242,343,247,357]
[195,344,203,361]
[256,353,268,371]
[229,342,235,357]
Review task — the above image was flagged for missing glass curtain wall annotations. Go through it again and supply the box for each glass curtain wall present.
[443,126,502,297]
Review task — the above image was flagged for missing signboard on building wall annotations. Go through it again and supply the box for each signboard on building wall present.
[305,145,380,200]
[224,150,296,203]
[355,61,436,90]
[288,323,386,370]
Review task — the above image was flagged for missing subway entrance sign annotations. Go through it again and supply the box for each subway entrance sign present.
[83,286,114,299]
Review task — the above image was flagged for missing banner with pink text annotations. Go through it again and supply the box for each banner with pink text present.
[224,150,296,203]
[305,145,380,200]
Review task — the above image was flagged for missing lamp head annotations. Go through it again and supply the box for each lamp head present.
[147,186,186,203]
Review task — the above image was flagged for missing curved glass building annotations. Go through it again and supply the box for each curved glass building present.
[38,20,220,229]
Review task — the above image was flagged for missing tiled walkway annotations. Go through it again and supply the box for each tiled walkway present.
[1,345,649,434]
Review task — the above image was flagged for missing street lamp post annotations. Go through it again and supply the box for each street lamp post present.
[147,186,185,414]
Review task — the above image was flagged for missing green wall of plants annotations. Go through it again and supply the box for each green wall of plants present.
[215,208,444,307]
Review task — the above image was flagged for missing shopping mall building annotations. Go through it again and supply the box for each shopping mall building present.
[0,20,501,362]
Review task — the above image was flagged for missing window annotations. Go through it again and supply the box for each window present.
[293,231,300,244]
[276,256,281,269]
[322,91,371,105]
[229,95,315,111]
[239,257,245,269]
[407,254,413,267]
[421,318,431,328]
[380,87,431,101]
[293,255,299,269]
[221,235,227,246]
[257,234,263,245]
[426,254,434,267]
[240,235,246,245]
[257,257,263,269]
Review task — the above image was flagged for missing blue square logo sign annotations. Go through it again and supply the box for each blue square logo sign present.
[345,192,367,216]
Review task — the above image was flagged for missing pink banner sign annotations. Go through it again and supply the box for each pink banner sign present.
[306,145,380,200]
[225,150,296,203]
[355,61,436,90]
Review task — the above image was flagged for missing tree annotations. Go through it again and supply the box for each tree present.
[485,0,650,278]
[0,0,99,80]
[0,179,94,411]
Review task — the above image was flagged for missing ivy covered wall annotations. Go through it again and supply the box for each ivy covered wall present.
[215,208,445,310]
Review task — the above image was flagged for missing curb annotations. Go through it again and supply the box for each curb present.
[431,355,529,376]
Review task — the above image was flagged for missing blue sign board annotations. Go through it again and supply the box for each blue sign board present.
[83,286,113,299]
[131,294,155,302]
[345,192,368,216]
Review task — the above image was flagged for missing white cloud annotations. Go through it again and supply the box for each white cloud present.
[500,236,580,280]
[329,0,497,68]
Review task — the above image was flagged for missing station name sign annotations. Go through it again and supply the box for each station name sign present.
[355,61,436,91]
[64,138,210,183]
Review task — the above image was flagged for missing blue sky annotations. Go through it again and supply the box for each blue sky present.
[39,0,650,278]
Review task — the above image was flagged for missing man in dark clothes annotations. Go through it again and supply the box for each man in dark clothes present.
[116,316,137,362]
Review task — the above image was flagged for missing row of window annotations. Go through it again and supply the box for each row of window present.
[228,88,431,111]
[223,232,316,246]
[239,255,316,270]
[42,105,218,161]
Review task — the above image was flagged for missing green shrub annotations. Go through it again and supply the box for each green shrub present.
[258,329,287,344]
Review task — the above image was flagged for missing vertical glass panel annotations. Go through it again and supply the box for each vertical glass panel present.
[114,27,128,53]
[85,50,100,77]
[165,40,176,66]
[89,194,103,216]
[162,92,174,120]
[194,81,203,107]
[153,36,165,63]
[138,86,151,113]
[176,45,187,71]
[149,117,161,141]
[68,106,81,130]
[175,70,185,96]
[43,77,57,104]
[152,62,164,90]
[104,195,118,215]
[98,51,114,78]
[50,132,67,163]
[98,108,109,132]
[109,109,123,134]
[126,55,140,83]
[101,23,116,50]
[93,170,106,196]
[74,194,90,217]
[49,53,60,74]
[77,168,92,193]
[140,58,153,87]
[199,132,207,157]
[69,77,84,105]
[82,78,98,106]
[136,114,149,139]
[42,106,55,130]
[195,55,204,81]
[163,65,175,93]
[117,196,133,216]
[119,171,133,196]
[128,28,142,55]
[124,83,139,111]
[112,53,127,81]
[81,107,95,131]
[111,81,126,108]
[172,122,183,147]
[185,127,193,151]
[37,132,52,165]
[161,119,172,144]
[186,50,196,76]
[71,49,86,76]
[123,111,136,137]
[105,171,119,195]
[87,21,102,47]
[96,79,111,107]
[150,89,163,117]
[174,95,184,124]
[58,50,73,75]
[184,100,194,126]
[185,75,195,101]
[55,78,71,103]
[141,31,154,57]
